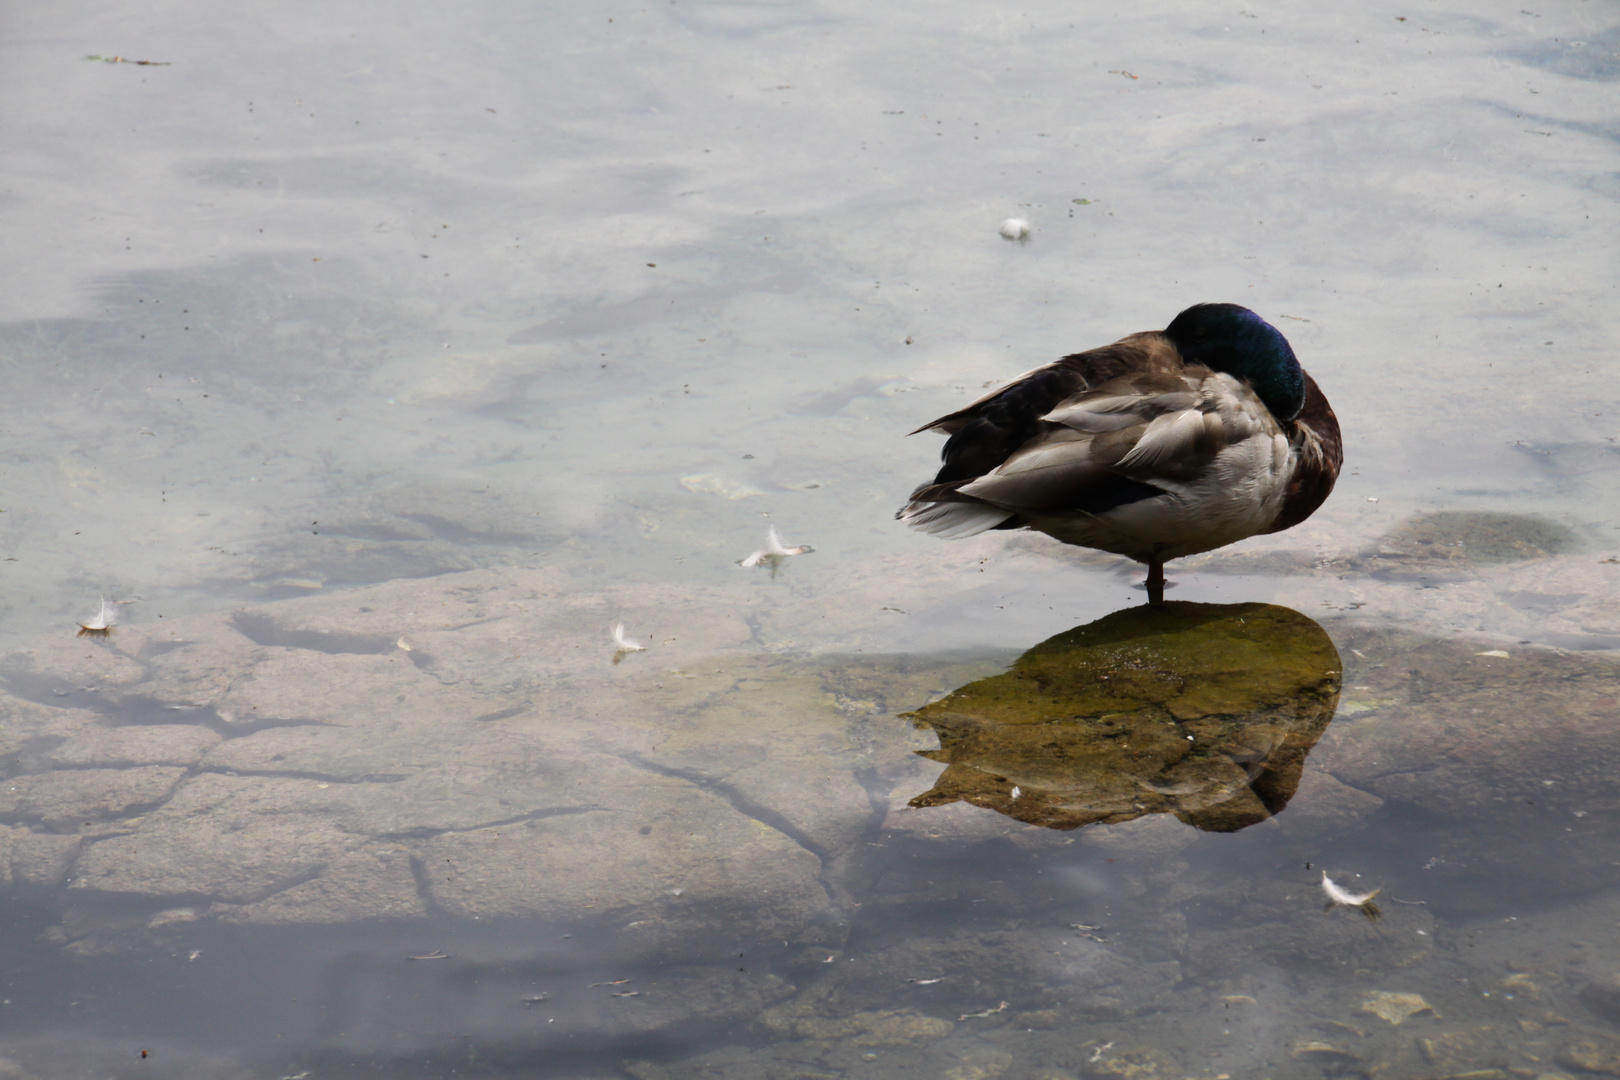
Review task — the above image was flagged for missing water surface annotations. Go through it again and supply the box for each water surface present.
[1,0,1618,1076]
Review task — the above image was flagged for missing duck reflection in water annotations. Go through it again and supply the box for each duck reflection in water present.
[904,602,1341,833]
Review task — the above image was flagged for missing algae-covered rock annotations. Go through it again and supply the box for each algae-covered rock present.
[903,603,1341,833]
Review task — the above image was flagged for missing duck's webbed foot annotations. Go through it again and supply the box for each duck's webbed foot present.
[1145,558,1166,606]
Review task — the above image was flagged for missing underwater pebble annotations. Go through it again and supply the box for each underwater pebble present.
[1361,990,1435,1025]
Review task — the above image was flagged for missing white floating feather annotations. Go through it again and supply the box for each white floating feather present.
[1321,871,1381,919]
[611,623,646,652]
[738,526,814,570]
[76,596,117,638]
[998,217,1030,241]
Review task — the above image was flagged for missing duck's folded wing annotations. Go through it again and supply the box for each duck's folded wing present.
[899,407,1199,534]
[909,333,1182,437]
[908,362,1075,437]
[909,334,1187,487]
[1040,382,1202,433]
[953,429,1167,513]
[954,384,1252,513]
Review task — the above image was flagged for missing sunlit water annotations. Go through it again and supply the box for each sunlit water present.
[1,0,1618,1076]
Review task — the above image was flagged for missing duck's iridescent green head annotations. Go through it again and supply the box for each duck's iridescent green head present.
[1165,303,1305,421]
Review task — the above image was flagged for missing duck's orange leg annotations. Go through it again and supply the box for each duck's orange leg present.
[1145,558,1166,606]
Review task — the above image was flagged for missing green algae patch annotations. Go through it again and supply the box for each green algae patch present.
[903,602,1341,833]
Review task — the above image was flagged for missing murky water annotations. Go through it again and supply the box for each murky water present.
[2,0,1619,1076]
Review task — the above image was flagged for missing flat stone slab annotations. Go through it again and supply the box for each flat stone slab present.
[0,557,1616,965]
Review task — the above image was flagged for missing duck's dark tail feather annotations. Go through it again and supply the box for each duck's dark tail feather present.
[896,484,1016,539]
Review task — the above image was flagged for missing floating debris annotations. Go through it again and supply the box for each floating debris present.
[611,623,646,660]
[76,596,117,638]
[1321,872,1382,920]
[521,994,549,1007]
[611,991,642,998]
[907,977,945,985]
[958,1000,1009,1020]
[998,218,1030,242]
[84,53,171,64]
[737,526,814,577]
[589,979,631,987]
[1359,990,1435,1025]
[408,950,449,960]
[1476,650,1510,658]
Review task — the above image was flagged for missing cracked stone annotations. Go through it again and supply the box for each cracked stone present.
[44,724,222,768]
[417,768,831,944]
[71,773,358,902]
[0,766,186,829]
[0,700,101,761]
[0,637,147,697]
[0,825,81,887]
[211,646,498,730]
[215,843,426,923]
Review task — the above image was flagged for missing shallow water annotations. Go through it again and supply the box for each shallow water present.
[2,0,1619,1076]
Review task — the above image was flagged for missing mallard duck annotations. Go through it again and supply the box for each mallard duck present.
[897,303,1342,603]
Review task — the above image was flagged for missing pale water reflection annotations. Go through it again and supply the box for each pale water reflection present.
[1,0,1619,1076]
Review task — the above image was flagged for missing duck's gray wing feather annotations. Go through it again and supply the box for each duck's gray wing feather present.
[951,371,1262,514]
[910,333,1184,485]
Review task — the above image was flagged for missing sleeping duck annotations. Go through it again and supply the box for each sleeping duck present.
[897,303,1342,603]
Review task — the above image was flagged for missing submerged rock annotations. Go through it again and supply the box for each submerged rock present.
[0,568,886,956]
[1370,510,1578,571]
[1361,989,1435,1025]
[0,766,186,830]
[1561,1038,1620,1077]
